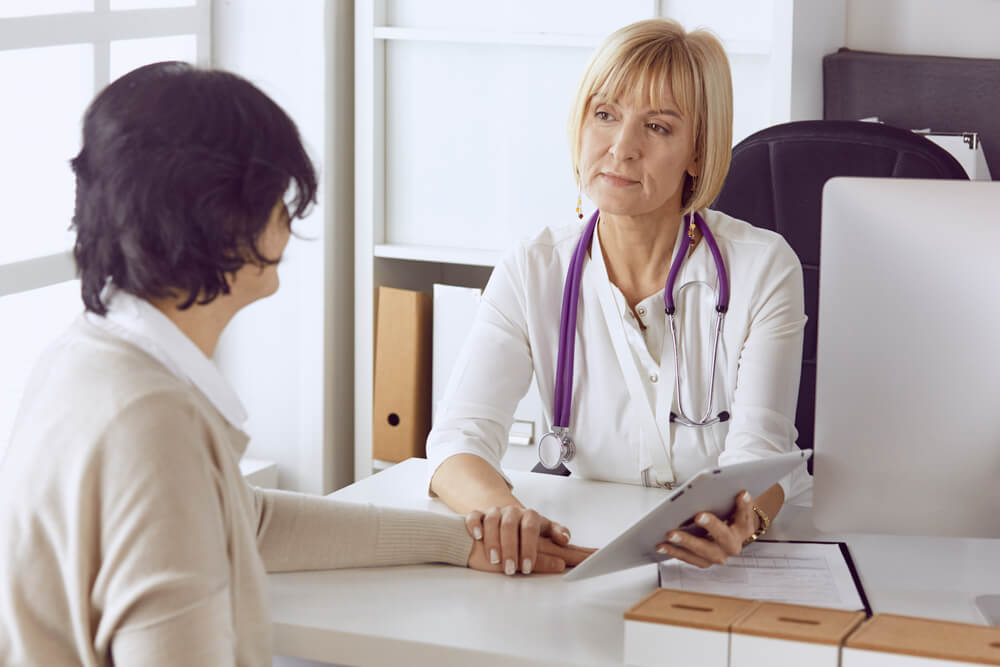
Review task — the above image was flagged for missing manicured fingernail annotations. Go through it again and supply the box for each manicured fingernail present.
[743,491,752,502]
[561,528,571,540]
[473,526,482,540]
[522,558,532,574]
[657,545,669,554]
[669,533,683,544]
[697,514,710,526]
[490,549,499,564]
[505,559,516,576]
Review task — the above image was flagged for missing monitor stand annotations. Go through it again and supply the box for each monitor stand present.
[976,595,1000,626]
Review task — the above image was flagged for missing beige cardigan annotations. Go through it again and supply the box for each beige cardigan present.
[0,317,472,666]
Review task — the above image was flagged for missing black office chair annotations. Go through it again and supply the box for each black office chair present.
[531,120,966,477]
[713,120,968,464]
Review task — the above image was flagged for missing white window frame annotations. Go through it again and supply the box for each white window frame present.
[0,0,211,298]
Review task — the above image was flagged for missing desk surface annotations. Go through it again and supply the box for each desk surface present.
[268,459,1000,667]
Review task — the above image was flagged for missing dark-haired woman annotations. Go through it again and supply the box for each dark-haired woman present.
[0,62,587,667]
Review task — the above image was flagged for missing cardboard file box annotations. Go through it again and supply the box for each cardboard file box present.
[843,614,1000,666]
[373,286,432,462]
[624,589,757,667]
[730,602,865,667]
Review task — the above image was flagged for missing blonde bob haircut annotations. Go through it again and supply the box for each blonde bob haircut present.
[568,18,733,216]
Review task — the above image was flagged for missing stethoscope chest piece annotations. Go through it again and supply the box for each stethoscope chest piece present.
[537,427,575,470]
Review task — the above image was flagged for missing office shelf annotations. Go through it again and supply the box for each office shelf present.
[374,244,501,267]
[373,27,603,48]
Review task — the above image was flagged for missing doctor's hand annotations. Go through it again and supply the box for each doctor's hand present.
[654,490,757,569]
[466,533,594,575]
[464,507,592,575]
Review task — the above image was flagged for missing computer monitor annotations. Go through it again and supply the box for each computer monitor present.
[812,177,1000,540]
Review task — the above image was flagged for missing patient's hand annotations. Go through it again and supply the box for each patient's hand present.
[463,508,593,575]
[653,490,757,568]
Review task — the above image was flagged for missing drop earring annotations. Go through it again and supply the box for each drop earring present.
[687,174,699,257]
[576,191,583,220]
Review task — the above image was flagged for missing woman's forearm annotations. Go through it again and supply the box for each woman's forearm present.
[430,453,522,514]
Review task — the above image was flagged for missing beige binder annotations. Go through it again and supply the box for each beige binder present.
[373,286,432,462]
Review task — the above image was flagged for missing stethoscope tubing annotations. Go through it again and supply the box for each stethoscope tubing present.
[665,212,730,314]
[668,305,726,426]
[543,209,730,470]
[553,211,597,428]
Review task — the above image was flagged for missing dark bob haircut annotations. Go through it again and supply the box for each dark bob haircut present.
[71,61,317,314]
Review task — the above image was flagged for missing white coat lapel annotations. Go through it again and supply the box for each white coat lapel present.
[587,234,676,485]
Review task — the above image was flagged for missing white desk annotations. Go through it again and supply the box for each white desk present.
[268,459,1000,666]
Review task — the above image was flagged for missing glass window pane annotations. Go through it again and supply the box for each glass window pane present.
[0,0,93,18]
[109,34,197,82]
[0,44,93,264]
[0,280,82,459]
[110,0,194,9]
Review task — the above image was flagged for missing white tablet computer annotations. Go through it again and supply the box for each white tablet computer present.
[563,450,811,581]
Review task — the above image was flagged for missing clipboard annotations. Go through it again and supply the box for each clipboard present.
[657,539,872,615]
[563,450,812,581]
[774,540,873,616]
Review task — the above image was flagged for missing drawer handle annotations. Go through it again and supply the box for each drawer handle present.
[778,617,820,626]
[671,603,713,613]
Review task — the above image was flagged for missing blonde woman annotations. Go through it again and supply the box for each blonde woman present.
[431,19,810,576]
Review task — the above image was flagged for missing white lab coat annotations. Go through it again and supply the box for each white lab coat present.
[427,209,810,499]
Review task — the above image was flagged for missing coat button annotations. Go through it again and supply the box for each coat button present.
[636,305,647,316]
[649,373,659,383]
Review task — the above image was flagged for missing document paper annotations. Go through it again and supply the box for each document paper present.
[658,541,867,612]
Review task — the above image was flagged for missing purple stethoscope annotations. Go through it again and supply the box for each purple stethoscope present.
[537,210,732,470]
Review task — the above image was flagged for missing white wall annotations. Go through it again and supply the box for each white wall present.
[847,0,1000,59]
[786,0,847,120]
[207,0,999,495]
[213,0,354,494]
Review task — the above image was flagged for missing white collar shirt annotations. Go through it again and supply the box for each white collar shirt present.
[428,209,810,499]
[84,289,248,428]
